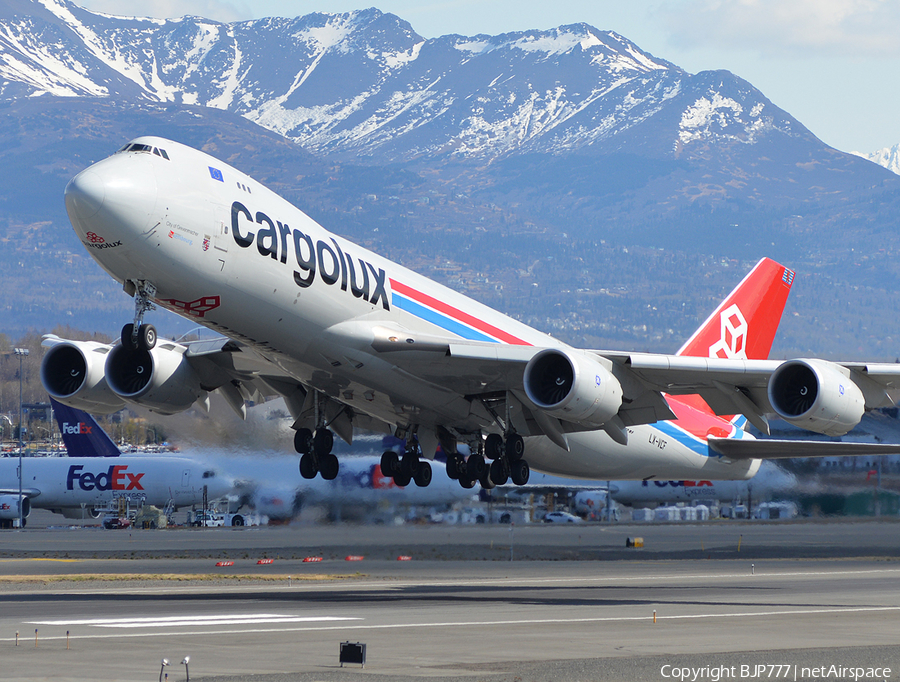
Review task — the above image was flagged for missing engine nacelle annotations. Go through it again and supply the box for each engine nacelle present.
[0,495,30,520]
[523,349,623,428]
[767,359,865,437]
[52,507,102,520]
[41,340,125,414]
[105,342,204,415]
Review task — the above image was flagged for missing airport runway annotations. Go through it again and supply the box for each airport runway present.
[3,518,900,681]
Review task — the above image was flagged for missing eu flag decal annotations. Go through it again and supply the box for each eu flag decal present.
[208,166,224,182]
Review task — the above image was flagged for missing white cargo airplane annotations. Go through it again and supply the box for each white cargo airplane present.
[0,400,231,527]
[220,450,472,521]
[44,137,900,491]
[606,461,797,507]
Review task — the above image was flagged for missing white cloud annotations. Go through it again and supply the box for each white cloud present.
[658,0,900,57]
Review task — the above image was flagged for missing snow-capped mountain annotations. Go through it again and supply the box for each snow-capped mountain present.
[853,144,900,175]
[0,0,806,163]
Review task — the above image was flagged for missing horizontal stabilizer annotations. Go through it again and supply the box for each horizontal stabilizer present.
[708,437,900,460]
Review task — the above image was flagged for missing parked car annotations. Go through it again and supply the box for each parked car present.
[543,511,582,524]
[102,515,131,529]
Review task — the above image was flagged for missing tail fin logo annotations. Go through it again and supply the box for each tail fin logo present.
[708,304,747,360]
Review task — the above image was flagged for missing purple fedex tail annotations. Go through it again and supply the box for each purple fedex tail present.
[51,397,120,458]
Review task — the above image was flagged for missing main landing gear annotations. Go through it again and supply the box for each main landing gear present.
[380,440,433,488]
[445,433,530,490]
[295,427,340,481]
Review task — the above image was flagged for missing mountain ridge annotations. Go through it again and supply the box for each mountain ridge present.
[0,0,899,361]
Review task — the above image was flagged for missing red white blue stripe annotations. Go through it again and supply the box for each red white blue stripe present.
[390,279,530,346]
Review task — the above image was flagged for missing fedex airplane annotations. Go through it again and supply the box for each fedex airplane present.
[43,137,900,492]
[223,449,473,521]
[0,400,231,527]
[606,461,797,507]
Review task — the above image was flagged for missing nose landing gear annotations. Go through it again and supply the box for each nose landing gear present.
[120,280,158,351]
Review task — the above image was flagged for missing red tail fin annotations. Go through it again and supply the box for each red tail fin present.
[677,258,794,360]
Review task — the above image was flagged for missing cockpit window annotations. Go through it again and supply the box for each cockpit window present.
[202,470,216,479]
[117,143,170,160]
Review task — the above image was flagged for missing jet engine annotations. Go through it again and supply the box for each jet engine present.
[53,507,102,520]
[767,359,865,437]
[41,340,125,414]
[105,342,204,415]
[523,349,623,428]
[0,495,30,520]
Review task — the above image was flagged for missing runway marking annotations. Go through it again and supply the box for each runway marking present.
[19,605,900,642]
[28,614,361,628]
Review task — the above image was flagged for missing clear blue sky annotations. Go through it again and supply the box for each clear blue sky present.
[77,0,900,154]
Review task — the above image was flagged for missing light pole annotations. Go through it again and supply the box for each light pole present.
[14,348,28,530]
[181,656,190,681]
[159,658,169,682]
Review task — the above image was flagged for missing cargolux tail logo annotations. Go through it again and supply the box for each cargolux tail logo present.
[708,304,747,359]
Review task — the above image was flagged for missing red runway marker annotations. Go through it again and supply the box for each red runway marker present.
[215,561,234,567]
[257,558,274,565]
[345,555,364,562]
[302,556,323,563]
[397,555,412,561]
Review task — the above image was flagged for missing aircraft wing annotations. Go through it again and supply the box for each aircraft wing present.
[708,438,900,460]
[0,488,41,498]
[601,353,900,434]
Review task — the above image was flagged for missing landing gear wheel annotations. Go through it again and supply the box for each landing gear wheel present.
[299,453,319,479]
[401,452,421,479]
[479,470,496,490]
[490,458,510,486]
[445,453,462,480]
[505,433,525,462]
[484,433,503,460]
[458,476,476,489]
[466,454,487,480]
[393,471,412,487]
[510,459,530,486]
[294,428,314,455]
[121,323,138,350]
[313,429,334,457]
[319,453,339,480]
[413,460,432,487]
[381,450,400,477]
[139,324,157,351]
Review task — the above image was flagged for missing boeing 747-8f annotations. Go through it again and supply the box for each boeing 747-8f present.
[43,137,900,490]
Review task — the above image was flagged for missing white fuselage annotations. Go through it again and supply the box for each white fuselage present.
[0,456,230,512]
[64,137,762,481]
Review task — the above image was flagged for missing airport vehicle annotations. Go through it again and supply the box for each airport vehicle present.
[0,400,231,526]
[187,509,262,527]
[543,511,582,524]
[101,514,131,530]
[46,137,900,491]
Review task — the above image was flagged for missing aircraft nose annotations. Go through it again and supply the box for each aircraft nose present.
[64,156,159,239]
[65,170,106,220]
